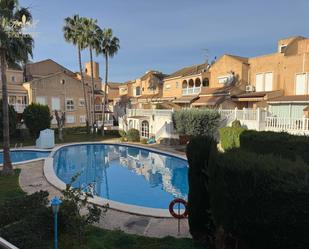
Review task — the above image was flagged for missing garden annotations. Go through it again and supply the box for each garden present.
[172,109,309,249]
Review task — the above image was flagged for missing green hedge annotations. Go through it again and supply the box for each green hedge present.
[219,127,246,151]
[240,131,309,164]
[209,149,309,249]
[186,136,216,241]
[173,108,220,137]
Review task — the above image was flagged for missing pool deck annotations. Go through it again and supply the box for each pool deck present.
[17,141,191,238]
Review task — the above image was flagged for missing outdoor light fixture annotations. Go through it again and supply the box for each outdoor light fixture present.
[51,197,62,249]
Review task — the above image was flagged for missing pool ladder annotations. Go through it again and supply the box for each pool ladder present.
[14,143,23,148]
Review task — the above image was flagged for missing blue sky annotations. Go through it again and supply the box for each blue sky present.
[20,0,309,82]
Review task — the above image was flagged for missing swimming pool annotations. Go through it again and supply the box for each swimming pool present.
[0,150,50,164]
[52,144,188,209]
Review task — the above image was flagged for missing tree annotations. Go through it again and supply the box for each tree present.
[0,0,34,175]
[97,28,120,135]
[82,18,101,131]
[23,103,52,139]
[54,110,65,141]
[63,15,90,132]
[0,100,17,138]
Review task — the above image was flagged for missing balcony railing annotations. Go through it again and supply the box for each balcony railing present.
[182,87,201,95]
[11,103,27,113]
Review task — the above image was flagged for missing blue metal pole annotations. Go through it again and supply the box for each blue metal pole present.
[54,212,58,249]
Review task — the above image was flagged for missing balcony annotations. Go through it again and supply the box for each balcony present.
[182,87,201,95]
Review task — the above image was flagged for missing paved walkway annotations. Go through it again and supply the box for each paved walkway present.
[18,160,190,238]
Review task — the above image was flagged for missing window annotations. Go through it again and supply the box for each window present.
[66,98,74,111]
[79,98,85,107]
[36,96,46,105]
[295,73,309,95]
[80,115,86,124]
[279,44,287,53]
[135,87,141,96]
[176,82,179,88]
[11,76,15,82]
[51,97,60,110]
[218,76,229,84]
[66,115,75,124]
[202,78,209,87]
[255,72,273,92]
[141,121,149,138]
[165,84,171,89]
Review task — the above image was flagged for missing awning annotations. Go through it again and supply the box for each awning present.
[173,95,198,104]
[191,96,225,106]
[268,95,309,104]
[232,90,283,102]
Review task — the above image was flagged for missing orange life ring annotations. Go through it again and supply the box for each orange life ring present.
[169,198,188,219]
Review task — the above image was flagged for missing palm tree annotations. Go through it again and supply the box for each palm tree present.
[0,0,34,175]
[63,15,90,132]
[97,28,120,135]
[82,18,101,131]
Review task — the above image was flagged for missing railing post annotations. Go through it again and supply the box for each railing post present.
[243,107,246,120]
[303,116,306,131]
[234,107,238,120]
[257,108,261,131]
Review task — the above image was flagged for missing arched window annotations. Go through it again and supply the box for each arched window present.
[202,78,210,87]
[141,120,149,138]
[188,79,194,88]
[195,78,201,87]
[182,80,188,89]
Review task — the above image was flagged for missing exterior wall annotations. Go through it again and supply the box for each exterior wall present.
[162,77,183,98]
[26,72,89,127]
[208,55,248,89]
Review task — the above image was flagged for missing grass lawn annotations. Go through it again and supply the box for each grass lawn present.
[0,169,25,204]
[0,155,201,249]
[60,226,203,249]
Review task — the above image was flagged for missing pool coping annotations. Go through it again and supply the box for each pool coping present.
[44,142,187,218]
[0,148,51,167]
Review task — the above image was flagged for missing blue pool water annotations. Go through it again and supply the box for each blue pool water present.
[0,150,50,164]
[53,144,188,209]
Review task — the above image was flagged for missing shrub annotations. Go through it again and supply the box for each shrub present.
[219,127,246,151]
[126,128,140,142]
[0,99,18,138]
[240,130,309,164]
[140,138,148,144]
[231,119,241,128]
[23,103,52,138]
[209,149,309,249]
[119,129,126,137]
[186,136,216,242]
[172,108,220,137]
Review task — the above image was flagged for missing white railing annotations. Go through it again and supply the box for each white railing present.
[182,87,201,95]
[127,109,173,117]
[266,117,309,133]
[11,103,27,113]
[97,119,114,127]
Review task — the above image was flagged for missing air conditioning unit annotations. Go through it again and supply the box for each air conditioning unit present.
[246,85,255,92]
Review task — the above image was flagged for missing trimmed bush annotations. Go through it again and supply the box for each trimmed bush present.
[231,119,241,128]
[219,127,246,151]
[140,138,148,144]
[127,128,140,142]
[119,129,126,137]
[240,130,309,164]
[186,136,216,241]
[209,149,309,249]
[173,108,220,137]
[23,103,52,138]
[0,99,18,138]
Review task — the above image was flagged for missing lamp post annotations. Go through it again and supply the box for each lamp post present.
[51,197,62,249]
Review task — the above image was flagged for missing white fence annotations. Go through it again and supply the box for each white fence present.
[219,108,309,135]
[127,109,173,117]
[265,116,309,135]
